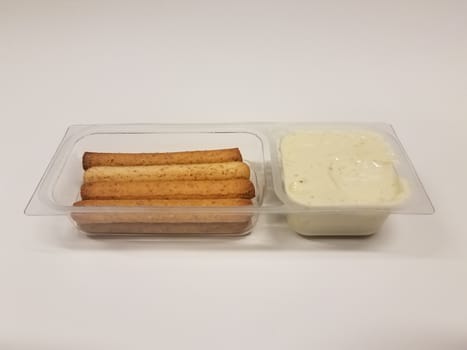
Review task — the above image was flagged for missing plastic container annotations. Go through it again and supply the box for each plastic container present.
[25,123,434,237]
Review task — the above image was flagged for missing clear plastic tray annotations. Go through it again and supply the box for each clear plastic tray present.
[25,123,434,237]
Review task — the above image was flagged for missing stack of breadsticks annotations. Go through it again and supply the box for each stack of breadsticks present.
[72,148,255,234]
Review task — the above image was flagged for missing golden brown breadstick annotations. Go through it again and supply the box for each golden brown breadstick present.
[80,179,255,200]
[83,162,250,183]
[73,198,253,207]
[83,148,242,169]
[72,199,253,224]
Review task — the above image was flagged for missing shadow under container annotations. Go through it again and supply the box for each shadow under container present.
[25,124,267,237]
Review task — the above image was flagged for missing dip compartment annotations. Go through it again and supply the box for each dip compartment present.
[268,123,434,236]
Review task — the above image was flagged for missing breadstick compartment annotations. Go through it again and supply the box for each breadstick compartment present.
[28,125,267,237]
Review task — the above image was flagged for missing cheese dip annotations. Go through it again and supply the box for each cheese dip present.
[280,130,407,206]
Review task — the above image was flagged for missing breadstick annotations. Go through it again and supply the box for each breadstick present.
[73,212,252,224]
[72,199,253,224]
[83,162,250,183]
[73,198,253,225]
[74,198,253,207]
[80,179,255,200]
[72,213,253,225]
[83,148,242,169]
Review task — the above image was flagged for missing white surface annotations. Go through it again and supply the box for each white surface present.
[1,0,467,349]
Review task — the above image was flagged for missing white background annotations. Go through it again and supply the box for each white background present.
[1,0,467,349]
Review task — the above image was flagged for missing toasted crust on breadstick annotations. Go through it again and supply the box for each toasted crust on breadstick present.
[83,162,250,183]
[83,148,242,169]
[72,199,253,224]
[73,197,253,224]
[73,198,252,207]
[80,179,255,200]
[72,212,251,224]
